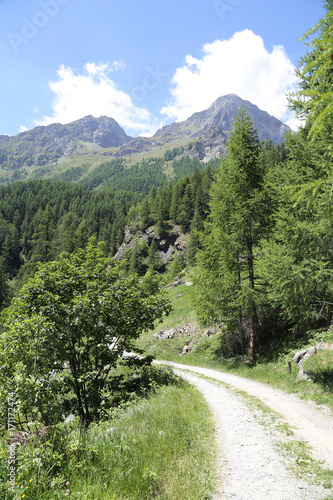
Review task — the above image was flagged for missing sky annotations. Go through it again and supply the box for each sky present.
[0,0,325,138]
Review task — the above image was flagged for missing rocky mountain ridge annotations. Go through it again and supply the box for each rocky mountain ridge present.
[0,94,292,184]
[0,115,131,165]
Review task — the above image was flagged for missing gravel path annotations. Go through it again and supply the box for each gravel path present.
[155,361,333,500]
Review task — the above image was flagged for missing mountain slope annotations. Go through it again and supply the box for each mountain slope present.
[155,93,289,143]
[0,115,131,154]
[0,115,132,183]
[0,95,291,185]
[115,94,291,160]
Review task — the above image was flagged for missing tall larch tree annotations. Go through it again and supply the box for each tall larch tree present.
[194,110,266,364]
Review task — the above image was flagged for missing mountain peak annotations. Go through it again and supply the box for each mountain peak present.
[153,94,291,147]
[190,94,291,144]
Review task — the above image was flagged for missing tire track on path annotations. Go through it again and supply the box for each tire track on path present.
[156,361,333,470]
[171,369,329,500]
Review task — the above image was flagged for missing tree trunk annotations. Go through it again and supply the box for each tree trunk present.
[247,227,258,365]
[238,309,245,355]
[249,300,258,365]
[237,261,245,355]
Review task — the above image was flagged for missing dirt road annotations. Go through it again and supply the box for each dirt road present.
[156,361,333,499]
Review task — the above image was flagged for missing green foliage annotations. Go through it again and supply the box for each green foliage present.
[129,238,149,275]
[1,382,215,499]
[169,256,182,281]
[260,128,333,331]
[187,208,204,266]
[0,239,171,426]
[194,110,268,363]
[147,239,162,272]
[288,2,333,144]
[0,180,141,282]
[0,256,11,311]
[164,146,185,161]
[173,155,202,179]
[0,156,216,288]
[304,349,333,393]
[80,158,167,194]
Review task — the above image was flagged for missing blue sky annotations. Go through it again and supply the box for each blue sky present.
[0,0,324,137]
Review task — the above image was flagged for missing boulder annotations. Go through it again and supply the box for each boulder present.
[167,278,185,289]
[293,346,317,368]
[315,342,333,351]
[153,328,175,340]
[292,349,308,366]
[181,345,192,355]
[297,370,312,381]
[203,328,217,337]
[293,345,317,382]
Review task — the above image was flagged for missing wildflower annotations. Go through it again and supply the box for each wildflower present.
[66,481,70,485]
[51,483,55,487]
[65,489,70,496]
[22,495,25,498]
[29,479,33,482]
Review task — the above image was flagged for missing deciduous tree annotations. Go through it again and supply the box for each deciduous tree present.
[0,239,171,427]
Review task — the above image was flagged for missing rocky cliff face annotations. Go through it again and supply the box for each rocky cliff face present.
[154,94,290,145]
[114,221,189,271]
[116,94,291,160]
[186,94,291,144]
[0,115,132,172]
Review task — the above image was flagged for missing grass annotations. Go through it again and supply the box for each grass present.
[2,383,216,500]
[69,384,215,499]
[136,274,197,359]
[276,440,333,490]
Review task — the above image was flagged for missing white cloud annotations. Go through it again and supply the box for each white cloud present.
[34,62,162,136]
[161,30,300,129]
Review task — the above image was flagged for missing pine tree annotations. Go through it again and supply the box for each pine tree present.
[57,212,79,254]
[76,220,89,249]
[179,182,193,233]
[140,198,151,229]
[194,110,266,364]
[32,202,55,262]
[147,239,161,271]
[2,225,21,278]
[187,208,204,266]
[169,183,182,222]
[288,2,333,144]
[0,256,10,311]
[156,186,171,236]
[169,255,182,281]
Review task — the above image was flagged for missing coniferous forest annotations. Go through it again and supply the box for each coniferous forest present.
[1,2,333,498]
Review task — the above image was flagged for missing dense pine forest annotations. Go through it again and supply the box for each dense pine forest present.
[1,2,333,498]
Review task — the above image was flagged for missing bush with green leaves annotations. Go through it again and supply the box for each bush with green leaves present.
[0,238,171,428]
